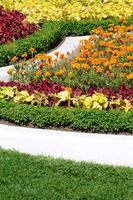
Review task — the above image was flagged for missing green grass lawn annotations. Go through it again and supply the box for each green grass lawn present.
[0,149,133,200]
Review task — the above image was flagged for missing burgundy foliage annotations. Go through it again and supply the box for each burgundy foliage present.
[0,6,38,44]
[0,80,133,104]
[0,80,64,95]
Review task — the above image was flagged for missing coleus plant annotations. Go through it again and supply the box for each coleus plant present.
[0,81,133,104]
[0,86,132,111]
[0,6,38,44]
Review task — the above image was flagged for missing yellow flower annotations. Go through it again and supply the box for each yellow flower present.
[55,69,64,76]
[71,62,80,69]
[29,47,35,53]
[7,67,14,75]
[21,52,28,58]
[68,72,74,78]
[81,63,89,70]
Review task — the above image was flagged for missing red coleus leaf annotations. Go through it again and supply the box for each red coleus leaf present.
[0,6,38,44]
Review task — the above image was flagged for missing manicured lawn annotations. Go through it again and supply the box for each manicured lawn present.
[0,149,133,200]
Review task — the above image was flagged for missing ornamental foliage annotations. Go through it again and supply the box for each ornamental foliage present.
[0,0,133,23]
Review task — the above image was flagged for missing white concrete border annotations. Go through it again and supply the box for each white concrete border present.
[0,124,133,167]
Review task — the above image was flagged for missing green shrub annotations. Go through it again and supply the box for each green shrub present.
[0,100,133,133]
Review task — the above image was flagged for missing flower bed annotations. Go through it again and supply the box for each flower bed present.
[0,17,133,133]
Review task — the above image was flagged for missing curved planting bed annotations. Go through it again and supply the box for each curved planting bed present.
[0,0,132,134]
[0,20,133,134]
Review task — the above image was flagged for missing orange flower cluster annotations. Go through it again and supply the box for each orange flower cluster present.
[10,24,133,89]
[71,24,133,80]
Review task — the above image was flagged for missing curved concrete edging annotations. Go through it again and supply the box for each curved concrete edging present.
[0,124,133,167]
[0,35,89,82]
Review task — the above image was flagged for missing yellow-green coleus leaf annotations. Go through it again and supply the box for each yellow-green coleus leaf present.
[56,90,71,101]
[83,96,93,108]
[0,86,16,99]
[92,92,108,104]
[121,99,132,112]
[92,101,103,110]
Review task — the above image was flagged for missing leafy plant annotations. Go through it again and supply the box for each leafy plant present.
[0,99,133,133]
[0,6,38,44]
[0,0,133,23]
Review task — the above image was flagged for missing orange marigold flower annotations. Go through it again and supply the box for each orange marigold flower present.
[11,56,18,62]
[21,52,28,58]
[35,53,46,60]
[127,73,133,80]
[89,35,97,41]
[54,51,59,57]
[122,62,132,68]
[45,71,51,77]
[59,54,65,60]
[47,62,52,68]
[21,61,26,65]
[81,63,90,70]
[71,62,80,69]
[103,61,110,67]
[110,58,117,65]
[127,56,133,61]
[92,52,98,58]
[99,50,104,56]
[35,70,42,76]
[55,69,64,76]
[96,66,103,73]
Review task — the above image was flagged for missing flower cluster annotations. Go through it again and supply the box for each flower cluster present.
[9,24,133,89]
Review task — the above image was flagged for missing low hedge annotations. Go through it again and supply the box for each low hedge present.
[0,100,133,133]
[0,18,133,67]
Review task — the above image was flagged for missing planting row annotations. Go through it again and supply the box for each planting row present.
[0,85,132,111]
[1,0,133,23]
[0,99,133,133]
[0,80,133,104]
